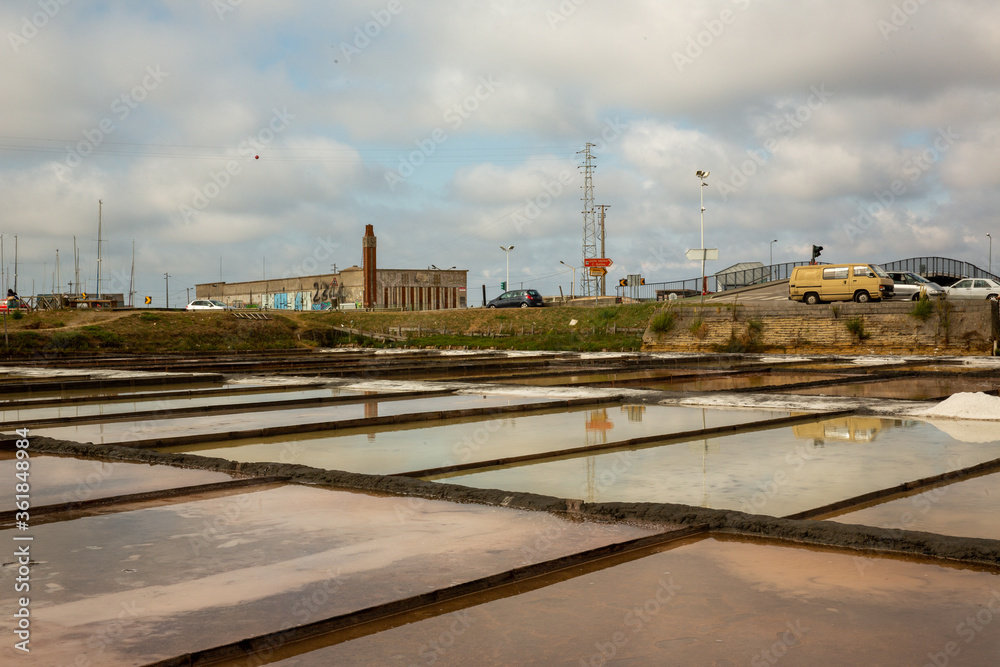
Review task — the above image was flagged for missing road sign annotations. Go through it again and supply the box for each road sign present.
[144,296,152,305]
[583,257,613,268]
[81,292,88,300]
[589,267,607,276]
[685,249,719,261]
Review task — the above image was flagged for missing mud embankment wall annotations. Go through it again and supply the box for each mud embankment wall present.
[643,300,999,355]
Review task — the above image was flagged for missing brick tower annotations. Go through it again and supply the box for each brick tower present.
[362,224,377,309]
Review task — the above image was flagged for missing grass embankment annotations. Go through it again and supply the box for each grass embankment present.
[0,304,658,355]
[299,303,656,351]
[0,310,301,356]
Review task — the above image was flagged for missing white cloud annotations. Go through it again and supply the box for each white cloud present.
[1,0,999,302]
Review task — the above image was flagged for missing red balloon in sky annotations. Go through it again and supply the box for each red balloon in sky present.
[255,155,259,159]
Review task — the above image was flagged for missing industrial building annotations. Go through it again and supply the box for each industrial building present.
[195,225,467,310]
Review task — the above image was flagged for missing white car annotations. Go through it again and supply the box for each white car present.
[944,278,1000,300]
[185,299,229,311]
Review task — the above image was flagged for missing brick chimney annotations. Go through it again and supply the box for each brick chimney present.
[362,224,377,309]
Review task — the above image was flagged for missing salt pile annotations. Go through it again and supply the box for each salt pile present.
[918,392,1000,421]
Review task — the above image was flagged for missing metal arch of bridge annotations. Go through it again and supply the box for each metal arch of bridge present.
[878,257,999,284]
[617,256,1000,301]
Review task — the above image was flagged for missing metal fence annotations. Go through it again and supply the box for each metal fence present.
[878,257,999,282]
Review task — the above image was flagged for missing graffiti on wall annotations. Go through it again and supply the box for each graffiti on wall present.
[312,278,338,310]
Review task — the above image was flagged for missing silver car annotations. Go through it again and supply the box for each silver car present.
[944,278,1000,300]
[885,271,946,300]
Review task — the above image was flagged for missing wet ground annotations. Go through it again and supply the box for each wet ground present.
[0,349,998,665]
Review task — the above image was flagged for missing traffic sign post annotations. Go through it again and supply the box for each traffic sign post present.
[684,249,718,261]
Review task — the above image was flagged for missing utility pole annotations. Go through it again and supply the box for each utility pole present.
[13,235,18,295]
[73,236,80,296]
[597,204,610,296]
[578,143,597,297]
[186,287,191,303]
[164,273,170,309]
[97,200,103,299]
[129,240,135,307]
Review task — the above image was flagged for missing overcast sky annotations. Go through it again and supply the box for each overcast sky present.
[3,0,999,305]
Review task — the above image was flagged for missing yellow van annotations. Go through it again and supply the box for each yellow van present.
[788,263,894,304]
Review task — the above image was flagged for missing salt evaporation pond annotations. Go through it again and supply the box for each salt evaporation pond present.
[0,485,657,665]
[434,416,1000,515]
[274,536,1000,666]
[158,405,791,475]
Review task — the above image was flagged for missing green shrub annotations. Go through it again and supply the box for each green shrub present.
[745,318,764,345]
[911,295,933,321]
[650,311,677,334]
[845,316,869,340]
[51,330,90,350]
[689,317,707,339]
[82,326,124,348]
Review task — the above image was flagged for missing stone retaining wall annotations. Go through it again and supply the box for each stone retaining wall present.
[643,300,999,355]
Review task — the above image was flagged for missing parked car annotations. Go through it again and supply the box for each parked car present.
[944,278,1000,300]
[788,263,893,304]
[486,289,544,308]
[885,271,946,300]
[185,299,229,311]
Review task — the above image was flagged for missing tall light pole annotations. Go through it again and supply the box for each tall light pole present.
[988,233,993,275]
[770,239,778,266]
[500,245,514,290]
[560,260,578,299]
[696,170,710,298]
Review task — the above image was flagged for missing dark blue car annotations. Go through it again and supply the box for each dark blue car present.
[486,289,545,308]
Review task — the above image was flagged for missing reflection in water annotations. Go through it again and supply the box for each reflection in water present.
[791,416,919,445]
[584,409,614,446]
[364,399,379,441]
[621,405,646,422]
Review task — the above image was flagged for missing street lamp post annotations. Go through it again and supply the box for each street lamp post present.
[770,239,778,267]
[696,170,710,299]
[988,233,993,276]
[560,260,577,299]
[500,245,514,289]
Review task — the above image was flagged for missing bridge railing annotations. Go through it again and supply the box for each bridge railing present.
[878,257,999,282]
[619,256,999,301]
[617,261,818,301]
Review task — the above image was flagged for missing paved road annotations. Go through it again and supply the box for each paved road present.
[700,279,802,305]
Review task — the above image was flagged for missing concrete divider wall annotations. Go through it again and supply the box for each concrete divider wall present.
[643,300,999,355]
